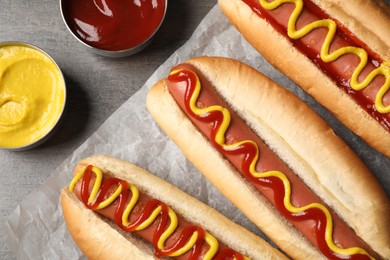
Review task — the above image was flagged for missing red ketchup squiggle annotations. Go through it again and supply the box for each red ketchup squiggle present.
[167,68,376,259]
[241,0,390,131]
[70,165,248,259]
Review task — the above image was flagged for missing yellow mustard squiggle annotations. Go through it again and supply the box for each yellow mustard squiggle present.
[259,0,390,114]
[171,68,373,259]
[69,166,244,259]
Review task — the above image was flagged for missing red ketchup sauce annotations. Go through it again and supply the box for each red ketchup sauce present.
[62,0,166,51]
[241,0,390,131]
[167,66,377,260]
[74,165,246,259]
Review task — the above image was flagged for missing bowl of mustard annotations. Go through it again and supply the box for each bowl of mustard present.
[0,42,66,151]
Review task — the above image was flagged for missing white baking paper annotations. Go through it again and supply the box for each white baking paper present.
[3,4,389,260]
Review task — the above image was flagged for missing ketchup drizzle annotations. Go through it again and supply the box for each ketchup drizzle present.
[76,165,246,259]
[168,69,373,260]
[241,0,390,131]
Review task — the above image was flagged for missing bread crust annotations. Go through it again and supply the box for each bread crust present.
[61,154,286,259]
[146,56,390,259]
[218,0,390,158]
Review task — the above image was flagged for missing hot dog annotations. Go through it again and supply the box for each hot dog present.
[146,56,390,259]
[218,0,390,158]
[60,154,286,259]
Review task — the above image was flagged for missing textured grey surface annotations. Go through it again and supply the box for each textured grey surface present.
[1,0,390,259]
[0,0,215,258]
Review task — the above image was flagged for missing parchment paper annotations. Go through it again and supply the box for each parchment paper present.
[3,5,389,259]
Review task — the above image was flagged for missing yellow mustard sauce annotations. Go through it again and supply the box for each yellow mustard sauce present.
[69,166,248,259]
[170,68,374,259]
[0,43,65,149]
[259,0,390,114]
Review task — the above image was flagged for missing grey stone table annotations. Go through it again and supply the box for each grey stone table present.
[0,0,215,258]
[1,0,390,259]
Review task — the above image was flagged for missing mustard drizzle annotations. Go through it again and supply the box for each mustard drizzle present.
[170,68,374,259]
[69,166,248,259]
[258,0,390,114]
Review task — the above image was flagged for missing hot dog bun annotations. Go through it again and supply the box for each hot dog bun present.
[61,154,287,259]
[218,0,390,158]
[146,56,390,259]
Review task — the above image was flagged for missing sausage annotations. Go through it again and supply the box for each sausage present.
[167,63,377,259]
[219,0,390,157]
[146,56,390,259]
[61,155,286,259]
[70,164,248,259]
[243,0,389,116]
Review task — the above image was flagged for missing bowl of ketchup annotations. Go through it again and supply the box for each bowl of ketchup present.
[60,0,167,57]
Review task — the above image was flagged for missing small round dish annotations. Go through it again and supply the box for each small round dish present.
[0,42,66,151]
[60,0,168,58]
